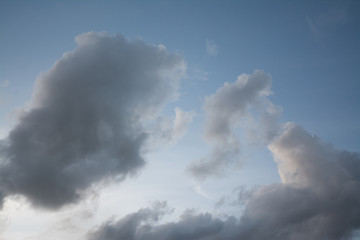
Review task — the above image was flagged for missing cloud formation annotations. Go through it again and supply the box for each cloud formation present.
[88,123,360,240]
[0,32,186,210]
[188,70,281,180]
[236,123,360,239]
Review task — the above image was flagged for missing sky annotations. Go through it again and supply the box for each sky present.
[0,0,359,239]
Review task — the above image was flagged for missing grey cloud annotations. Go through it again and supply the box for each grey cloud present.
[88,202,171,240]
[215,185,257,209]
[188,146,240,180]
[0,32,186,210]
[92,123,360,240]
[172,108,196,141]
[338,151,360,181]
[87,202,237,240]
[236,123,360,240]
[188,70,281,180]
[189,67,359,237]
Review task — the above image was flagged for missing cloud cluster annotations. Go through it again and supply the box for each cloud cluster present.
[87,68,360,239]
[88,123,360,240]
[0,32,186,210]
[1,29,359,239]
[188,70,281,180]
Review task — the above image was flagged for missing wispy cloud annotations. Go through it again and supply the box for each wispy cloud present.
[0,80,10,88]
[192,67,209,81]
[206,39,218,56]
[306,2,348,39]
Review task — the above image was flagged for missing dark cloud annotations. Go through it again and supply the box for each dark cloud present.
[90,124,360,240]
[188,70,281,180]
[0,32,186,210]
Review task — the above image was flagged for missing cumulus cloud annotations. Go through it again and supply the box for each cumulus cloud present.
[188,70,281,180]
[236,123,360,240]
[0,32,186,210]
[206,40,218,56]
[89,123,360,240]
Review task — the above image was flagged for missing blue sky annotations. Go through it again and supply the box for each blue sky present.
[0,1,360,239]
[1,0,359,149]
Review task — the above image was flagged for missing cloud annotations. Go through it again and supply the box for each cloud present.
[146,107,195,150]
[88,123,360,240]
[188,70,281,180]
[190,67,209,81]
[87,202,237,240]
[186,65,359,237]
[306,2,348,39]
[0,32,186,210]
[206,40,218,56]
[172,108,196,141]
[88,66,360,239]
[193,183,211,199]
[235,123,360,240]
